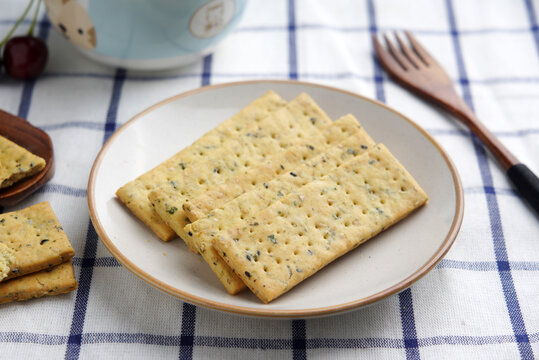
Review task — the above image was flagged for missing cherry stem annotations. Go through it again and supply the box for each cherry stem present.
[27,0,42,37]
[0,0,35,48]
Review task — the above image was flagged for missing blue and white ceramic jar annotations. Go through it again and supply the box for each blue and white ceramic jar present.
[44,0,247,70]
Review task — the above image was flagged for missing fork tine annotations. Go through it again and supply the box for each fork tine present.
[382,34,411,71]
[395,33,423,68]
[404,31,433,66]
[372,34,407,75]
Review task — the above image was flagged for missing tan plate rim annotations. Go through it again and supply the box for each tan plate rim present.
[87,80,464,319]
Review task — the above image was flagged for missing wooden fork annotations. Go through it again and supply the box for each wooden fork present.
[373,31,539,215]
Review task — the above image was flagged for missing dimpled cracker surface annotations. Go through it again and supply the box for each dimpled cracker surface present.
[213,144,428,303]
[0,262,78,304]
[184,117,375,294]
[0,202,75,280]
[116,91,287,242]
[0,135,46,189]
[184,114,370,223]
[148,93,333,252]
[0,243,15,282]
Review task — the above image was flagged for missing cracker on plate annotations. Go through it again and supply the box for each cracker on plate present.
[213,144,428,303]
[148,93,333,252]
[0,134,46,189]
[183,114,372,223]
[184,116,375,294]
[116,90,287,242]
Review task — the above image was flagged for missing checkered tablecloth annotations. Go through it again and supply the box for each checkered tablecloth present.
[1,0,538,359]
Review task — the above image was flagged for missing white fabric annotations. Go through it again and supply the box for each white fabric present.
[0,0,538,359]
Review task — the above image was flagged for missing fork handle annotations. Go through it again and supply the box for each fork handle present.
[449,99,518,170]
[507,164,539,215]
[450,98,539,215]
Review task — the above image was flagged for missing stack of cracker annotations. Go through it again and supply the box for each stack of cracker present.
[0,202,77,304]
[117,91,428,303]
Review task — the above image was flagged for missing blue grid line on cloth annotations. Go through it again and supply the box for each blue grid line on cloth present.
[2,331,539,348]
[288,0,298,80]
[65,221,99,360]
[64,68,127,360]
[18,80,35,119]
[367,0,385,103]
[445,0,534,359]
[292,320,307,360]
[201,54,213,87]
[436,259,539,272]
[426,128,539,137]
[104,69,127,140]
[2,18,538,37]
[39,121,108,132]
[399,289,420,360]
[237,24,536,36]
[29,71,539,84]
[367,1,420,359]
[523,0,539,56]
[417,334,537,347]
[71,257,120,267]
[36,183,87,197]
[179,303,197,360]
[17,14,50,120]
[465,186,517,197]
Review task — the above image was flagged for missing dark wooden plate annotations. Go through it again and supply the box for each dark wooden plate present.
[0,109,54,207]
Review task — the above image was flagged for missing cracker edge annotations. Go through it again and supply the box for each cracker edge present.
[0,243,15,282]
[0,262,78,304]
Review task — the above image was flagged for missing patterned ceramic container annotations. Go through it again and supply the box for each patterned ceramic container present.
[44,0,247,70]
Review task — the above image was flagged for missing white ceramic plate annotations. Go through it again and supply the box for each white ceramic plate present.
[88,80,463,318]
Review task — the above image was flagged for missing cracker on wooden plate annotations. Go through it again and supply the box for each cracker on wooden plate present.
[0,262,77,304]
[0,134,46,189]
[0,243,15,282]
[116,90,288,242]
[184,116,375,294]
[148,93,333,252]
[183,114,371,223]
[0,202,75,280]
[213,144,428,303]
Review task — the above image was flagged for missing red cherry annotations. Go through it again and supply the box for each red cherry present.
[3,36,48,80]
